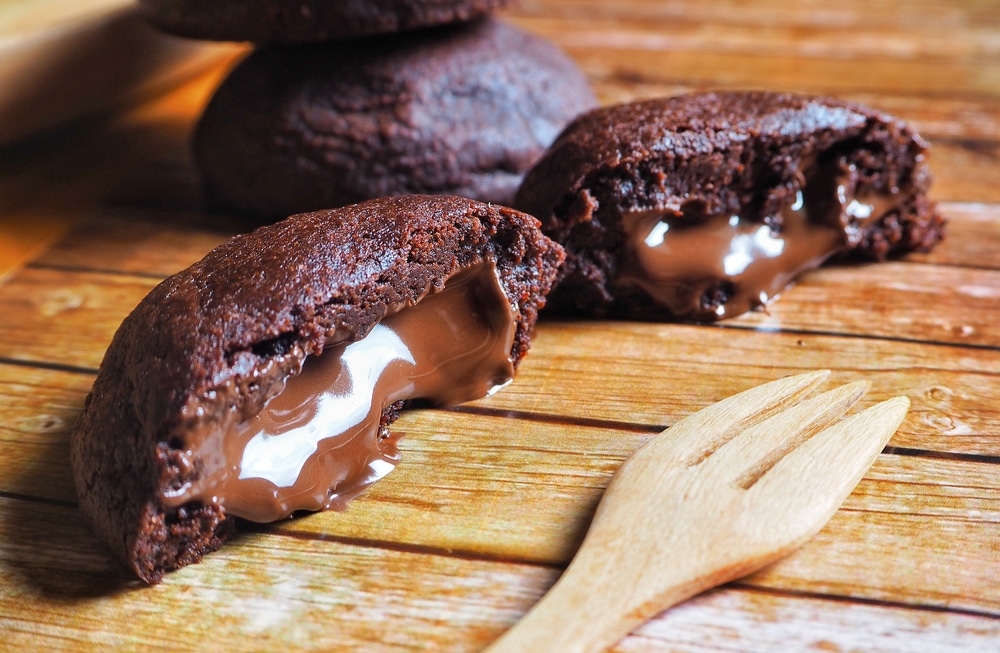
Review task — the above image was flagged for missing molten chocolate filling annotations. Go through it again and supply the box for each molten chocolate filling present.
[619,158,907,319]
[162,261,516,523]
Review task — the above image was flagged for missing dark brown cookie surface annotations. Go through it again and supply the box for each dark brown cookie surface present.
[515,91,946,321]
[138,0,514,42]
[70,195,564,584]
[193,19,596,218]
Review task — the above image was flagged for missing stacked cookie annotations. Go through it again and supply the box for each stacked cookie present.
[138,0,597,217]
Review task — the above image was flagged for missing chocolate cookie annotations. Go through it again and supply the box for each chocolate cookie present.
[193,19,597,218]
[71,195,565,584]
[515,91,946,321]
[137,0,514,43]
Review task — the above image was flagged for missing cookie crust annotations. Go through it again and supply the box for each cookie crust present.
[515,91,946,320]
[70,195,564,583]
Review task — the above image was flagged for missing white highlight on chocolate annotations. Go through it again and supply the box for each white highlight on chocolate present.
[238,324,414,487]
[644,221,670,248]
[846,199,873,219]
[722,221,785,276]
[790,189,805,212]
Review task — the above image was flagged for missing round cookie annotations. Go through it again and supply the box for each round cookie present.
[70,195,565,583]
[137,0,515,43]
[515,91,946,322]
[193,19,597,218]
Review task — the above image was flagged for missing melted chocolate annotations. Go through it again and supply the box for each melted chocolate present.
[619,158,905,319]
[161,261,516,522]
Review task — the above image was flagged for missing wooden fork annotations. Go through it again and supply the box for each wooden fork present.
[484,370,909,653]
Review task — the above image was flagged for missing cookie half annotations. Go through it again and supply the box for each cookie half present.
[137,0,514,43]
[194,19,597,217]
[70,195,564,583]
[515,91,946,321]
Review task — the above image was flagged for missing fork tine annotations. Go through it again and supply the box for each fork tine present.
[728,380,871,489]
[666,370,830,466]
[748,396,909,532]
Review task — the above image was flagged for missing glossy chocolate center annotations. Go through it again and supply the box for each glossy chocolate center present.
[162,261,516,522]
[618,159,904,319]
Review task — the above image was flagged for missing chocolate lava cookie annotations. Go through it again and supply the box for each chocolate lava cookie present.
[71,195,564,583]
[138,0,514,42]
[515,91,946,321]
[193,19,596,218]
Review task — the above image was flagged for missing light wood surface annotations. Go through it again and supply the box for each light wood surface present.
[1,1,999,651]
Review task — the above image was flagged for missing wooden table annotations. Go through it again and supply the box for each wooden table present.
[2,1,998,650]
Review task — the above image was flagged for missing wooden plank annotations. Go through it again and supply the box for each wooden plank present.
[4,359,996,613]
[735,261,1000,348]
[750,508,1000,614]
[0,363,91,502]
[43,98,1000,213]
[508,12,1000,64]
[0,268,156,369]
[93,65,242,214]
[1,271,997,456]
[559,43,1000,100]
[29,200,1000,276]
[620,587,1000,653]
[909,202,1000,269]
[0,497,533,651]
[510,0,1000,34]
[488,322,1000,456]
[853,453,1000,521]
[5,257,1000,373]
[31,213,235,278]
[922,139,1000,204]
[0,212,74,285]
[2,497,998,651]
[8,362,997,545]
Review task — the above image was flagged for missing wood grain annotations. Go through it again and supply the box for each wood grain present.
[2,364,996,616]
[5,495,996,653]
[1,0,998,650]
[5,253,1000,372]
[619,587,1000,653]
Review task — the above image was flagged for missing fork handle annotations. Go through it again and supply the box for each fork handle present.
[483,546,695,653]
[483,575,634,653]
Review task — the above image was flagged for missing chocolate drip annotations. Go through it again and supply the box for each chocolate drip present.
[618,159,906,319]
[161,261,516,522]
